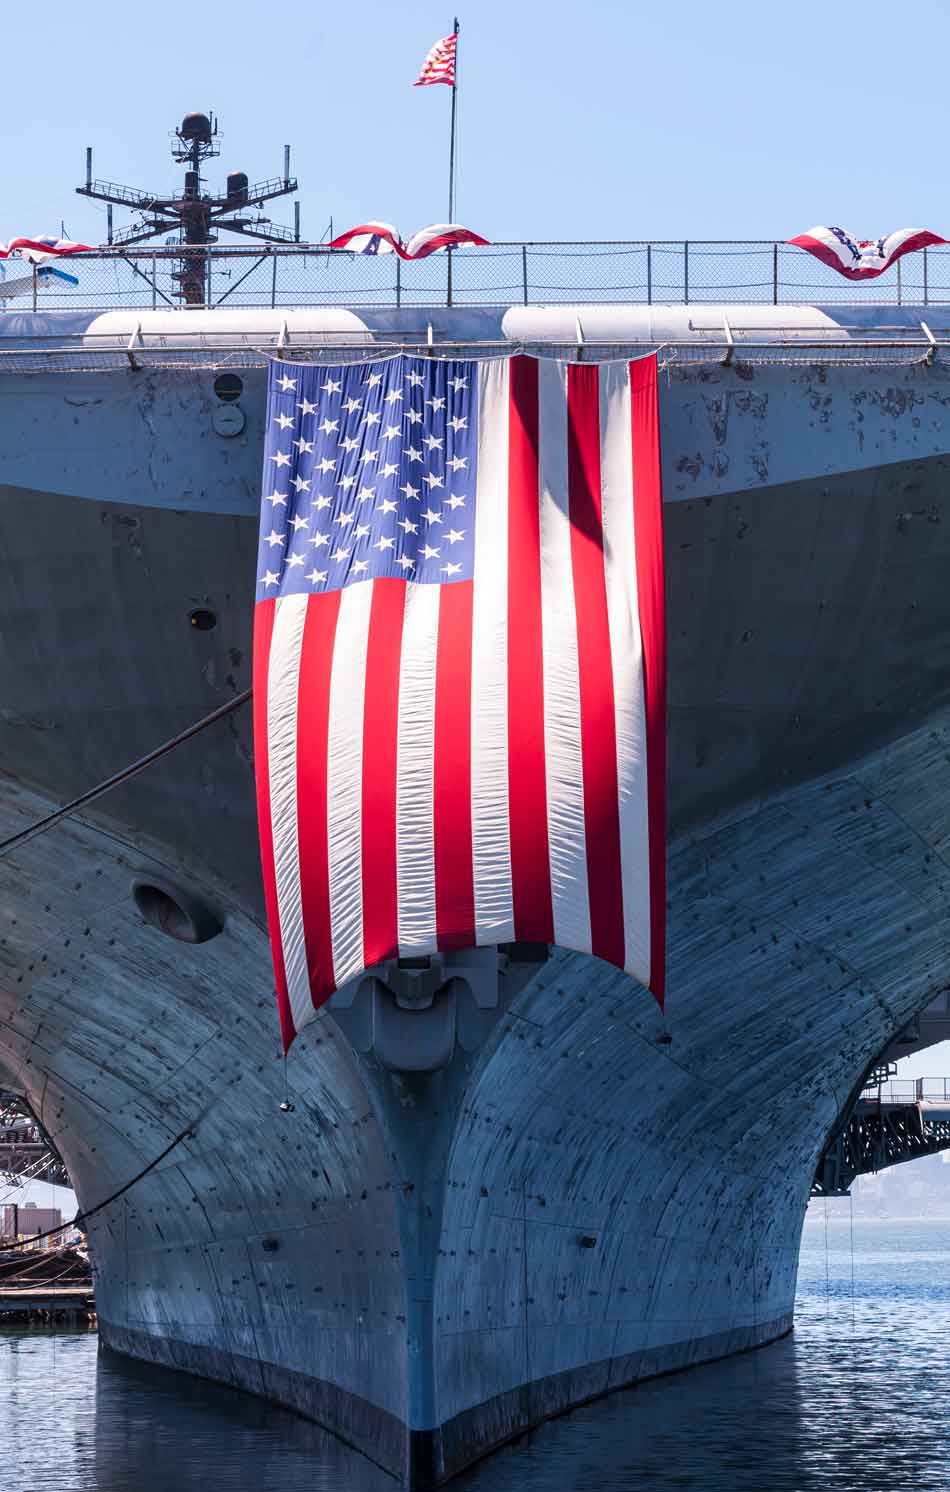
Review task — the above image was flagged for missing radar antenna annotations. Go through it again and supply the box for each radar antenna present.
[77,112,301,305]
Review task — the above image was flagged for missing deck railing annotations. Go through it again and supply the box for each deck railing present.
[861,1079,950,1105]
[5,240,950,312]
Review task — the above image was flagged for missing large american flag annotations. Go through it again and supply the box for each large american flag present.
[253,353,666,1049]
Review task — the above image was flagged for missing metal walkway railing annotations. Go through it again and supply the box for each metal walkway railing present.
[5,240,950,312]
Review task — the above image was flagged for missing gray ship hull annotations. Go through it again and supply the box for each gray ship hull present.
[1,310,948,1482]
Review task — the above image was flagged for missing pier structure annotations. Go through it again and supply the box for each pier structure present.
[2,247,950,1481]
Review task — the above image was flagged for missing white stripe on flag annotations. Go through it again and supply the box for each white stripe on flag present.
[599,360,651,985]
[266,593,313,1034]
[327,581,373,988]
[396,581,440,955]
[538,359,591,955]
[470,358,515,945]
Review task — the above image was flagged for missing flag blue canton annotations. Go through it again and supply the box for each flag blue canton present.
[257,355,478,602]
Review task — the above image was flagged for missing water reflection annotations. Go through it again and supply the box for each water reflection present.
[3,1219,950,1491]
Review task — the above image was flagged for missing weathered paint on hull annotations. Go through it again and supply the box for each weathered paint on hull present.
[0,341,948,1482]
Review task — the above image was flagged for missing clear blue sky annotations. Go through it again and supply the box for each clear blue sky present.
[4,0,950,246]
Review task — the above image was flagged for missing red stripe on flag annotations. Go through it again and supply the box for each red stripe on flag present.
[630,355,667,1004]
[507,355,554,944]
[253,598,295,1052]
[295,590,343,1014]
[566,363,625,970]
[434,579,476,950]
[362,578,407,968]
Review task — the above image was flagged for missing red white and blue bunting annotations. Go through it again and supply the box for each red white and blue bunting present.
[328,222,489,260]
[789,226,947,280]
[0,236,93,264]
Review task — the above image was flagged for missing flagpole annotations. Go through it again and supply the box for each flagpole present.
[448,17,459,222]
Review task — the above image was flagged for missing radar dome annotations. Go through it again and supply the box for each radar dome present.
[179,112,212,143]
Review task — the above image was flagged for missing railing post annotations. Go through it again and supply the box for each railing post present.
[522,244,528,306]
[684,240,689,305]
[646,243,652,306]
[152,255,157,311]
[446,246,453,308]
[897,257,902,307]
[271,250,278,310]
[772,242,779,305]
[924,246,929,307]
[31,264,37,313]
[396,255,402,309]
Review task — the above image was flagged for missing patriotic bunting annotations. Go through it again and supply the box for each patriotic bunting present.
[328,222,489,260]
[0,236,93,264]
[789,226,947,280]
[253,353,667,1050]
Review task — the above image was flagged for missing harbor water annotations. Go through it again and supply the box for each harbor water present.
[3,1215,950,1491]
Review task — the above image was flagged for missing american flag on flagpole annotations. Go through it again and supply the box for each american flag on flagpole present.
[415,31,458,86]
[253,354,667,1050]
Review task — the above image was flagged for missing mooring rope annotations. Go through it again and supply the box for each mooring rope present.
[0,1124,195,1253]
[0,689,251,858]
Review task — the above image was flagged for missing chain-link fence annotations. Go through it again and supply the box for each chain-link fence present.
[5,241,950,312]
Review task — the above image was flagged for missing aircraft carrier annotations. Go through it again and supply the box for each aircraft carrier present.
[3,118,950,1487]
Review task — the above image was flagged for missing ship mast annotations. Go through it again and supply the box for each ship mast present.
[77,112,300,306]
